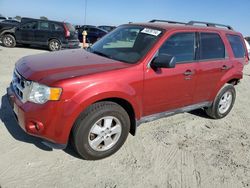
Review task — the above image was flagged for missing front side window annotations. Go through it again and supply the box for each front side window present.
[89,26,162,64]
[200,33,225,60]
[51,23,64,31]
[21,21,38,30]
[227,34,245,58]
[158,32,195,63]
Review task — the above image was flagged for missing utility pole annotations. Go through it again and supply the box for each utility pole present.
[84,0,87,25]
[82,0,88,48]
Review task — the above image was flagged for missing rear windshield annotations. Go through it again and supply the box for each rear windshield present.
[226,34,245,58]
[65,23,75,32]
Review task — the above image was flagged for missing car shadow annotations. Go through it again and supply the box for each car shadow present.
[0,94,82,158]
[188,108,212,119]
[0,43,49,51]
[0,94,52,151]
[63,144,82,160]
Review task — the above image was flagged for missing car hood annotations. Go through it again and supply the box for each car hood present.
[16,49,132,85]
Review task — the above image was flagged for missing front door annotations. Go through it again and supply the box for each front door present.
[143,32,198,116]
[16,21,38,43]
[34,21,50,45]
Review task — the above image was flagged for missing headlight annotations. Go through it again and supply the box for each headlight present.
[28,82,62,104]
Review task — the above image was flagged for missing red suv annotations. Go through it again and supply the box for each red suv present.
[7,20,249,160]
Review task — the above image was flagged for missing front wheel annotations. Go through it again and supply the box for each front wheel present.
[2,34,16,48]
[205,84,236,119]
[71,101,130,160]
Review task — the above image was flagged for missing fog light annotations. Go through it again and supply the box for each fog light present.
[26,121,44,133]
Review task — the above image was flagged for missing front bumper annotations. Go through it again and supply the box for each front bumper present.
[7,86,68,149]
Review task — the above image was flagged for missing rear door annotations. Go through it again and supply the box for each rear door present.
[143,32,198,116]
[193,32,231,103]
[34,21,50,45]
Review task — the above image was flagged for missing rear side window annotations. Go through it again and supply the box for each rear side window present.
[39,21,49,30]
[227,34,245,58]
[159,32,195,63]
[199,33,225,60]
[51,23,64,31]
[65,23,75,32]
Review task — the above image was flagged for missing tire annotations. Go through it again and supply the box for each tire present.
[205,84,236,119]
[2,34,16,48]
[48,39,61,51]
[71,101,130,160]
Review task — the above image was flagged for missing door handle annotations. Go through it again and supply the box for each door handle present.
[183,70,194,76]
[221,65,230,70]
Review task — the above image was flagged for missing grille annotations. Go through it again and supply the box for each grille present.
[12,70,31,103]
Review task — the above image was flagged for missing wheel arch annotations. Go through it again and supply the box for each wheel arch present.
[70,96,138,138]
[211,74,242,101]
[1,32,16,39]
[97,97,137,136]
[0,28,15,38]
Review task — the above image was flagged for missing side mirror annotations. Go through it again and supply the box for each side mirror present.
[151,54,176,69]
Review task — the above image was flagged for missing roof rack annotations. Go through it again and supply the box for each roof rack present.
[149,19,234,31]
[149,19,186,25]
[187,21,233,30]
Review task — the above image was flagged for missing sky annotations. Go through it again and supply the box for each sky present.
[0,0,250,36]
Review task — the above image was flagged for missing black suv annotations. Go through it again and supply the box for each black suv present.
[76,25,107,44]
[0,17,79,51]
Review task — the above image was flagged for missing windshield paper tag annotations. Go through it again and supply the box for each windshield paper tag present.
[141,28,161,36]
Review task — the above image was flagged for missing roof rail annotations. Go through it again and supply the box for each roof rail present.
[149,19,186,25]
[187,21,233,30]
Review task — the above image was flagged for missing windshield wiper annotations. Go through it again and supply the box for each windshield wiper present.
[92,50,111,59]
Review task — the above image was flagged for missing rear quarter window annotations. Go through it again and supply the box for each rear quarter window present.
[199,33,225,60]
[65,23,75,32]
[51,23,64,31]
[39,21,49,30]
[226,34,245,58]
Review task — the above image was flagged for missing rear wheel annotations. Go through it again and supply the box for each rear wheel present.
[48,39,61,51]
[2,34,16,48]
[71,101,130,160]
[205,84,236,119]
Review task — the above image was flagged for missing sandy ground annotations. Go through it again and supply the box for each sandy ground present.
[0,45,250,188]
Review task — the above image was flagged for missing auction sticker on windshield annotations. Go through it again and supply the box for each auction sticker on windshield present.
[141,28,161,36]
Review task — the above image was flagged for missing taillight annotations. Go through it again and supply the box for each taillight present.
[63,23,70,38]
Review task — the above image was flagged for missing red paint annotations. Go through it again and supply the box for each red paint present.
[10,23,246,145]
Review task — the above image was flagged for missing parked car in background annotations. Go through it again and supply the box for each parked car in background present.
[244,38,250,54]
[76,25,107,44]
[0,16,7,22]
[0,17,79,51]
[98,25,116,32]
[0,20,19,41]
[1,19,20,25]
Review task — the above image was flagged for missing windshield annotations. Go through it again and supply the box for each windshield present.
[89,25,163,64]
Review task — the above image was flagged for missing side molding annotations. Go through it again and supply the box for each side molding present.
[136,101,212,127]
